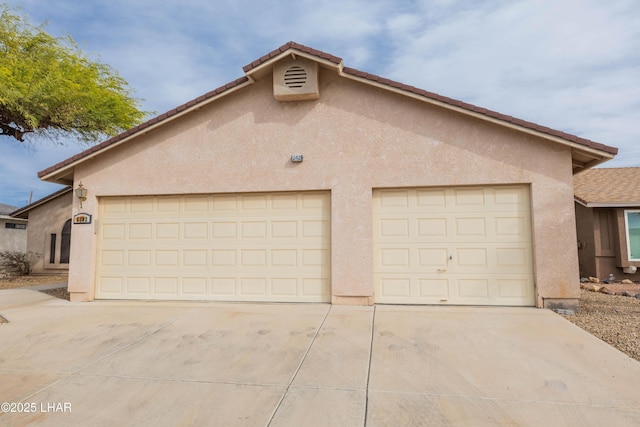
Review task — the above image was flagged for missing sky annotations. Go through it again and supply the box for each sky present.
[1,0,639,208]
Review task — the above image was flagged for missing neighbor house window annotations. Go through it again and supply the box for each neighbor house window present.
[624,210,640,261]
[4,223,26,229]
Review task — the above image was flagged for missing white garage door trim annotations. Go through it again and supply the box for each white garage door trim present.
[95,191,331,302]
[373,185,535,306]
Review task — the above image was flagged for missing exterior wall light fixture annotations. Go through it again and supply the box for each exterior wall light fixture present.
[75,182,88,208]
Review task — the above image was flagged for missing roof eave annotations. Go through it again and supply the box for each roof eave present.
[244,50,344,81]
[574,199,640,208]
[1,214,28,222]
[10,187,73,218]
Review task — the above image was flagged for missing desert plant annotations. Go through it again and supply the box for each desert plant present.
[0,251,40,275]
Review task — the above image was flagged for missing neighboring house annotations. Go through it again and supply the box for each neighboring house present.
[574,168,640,281]
[37,42,617,309]
[11,187,73,274]
[0,203,27,255]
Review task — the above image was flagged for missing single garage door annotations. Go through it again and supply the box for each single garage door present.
[373,185,535,306]
[96,191,331,302]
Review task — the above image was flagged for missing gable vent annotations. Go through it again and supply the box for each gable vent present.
[284,66,307,88]
[274,57,319,101]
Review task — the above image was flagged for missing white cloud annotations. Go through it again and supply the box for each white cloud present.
[382,0,640,164]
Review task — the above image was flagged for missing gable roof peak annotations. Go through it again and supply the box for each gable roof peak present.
[38,42,617,184]
[242,41,343,75]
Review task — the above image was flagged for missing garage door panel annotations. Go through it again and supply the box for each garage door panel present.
[302,278,330,297]
[456,278,489,299]
[240,195,267,211]
[184,196,209,212]
[272,221,298,238]
[496,277,533,299]
[128,251,151,266]
[212,222,237,239]
[302,220,329,238]
[155,277,179,294]
[378,278,411,298]
[271,278,298,296]
[417,218,447,237]
[494,186,530,210]
[374,186,534,306]
[211,278,236,296]
[129,223,152,240]
[454,217,487,237]
[494,216,530,239]
[455,248,488,268]
[418,248,448,268]
[102,223,126,239]
[156,197,181,213]
[99,277,123,294]
[419,278,449,299]
[126,277,151,294]
[416,189,447,207]
[96,192,331,302]
[452,188,486,207]
[157,223,180,239]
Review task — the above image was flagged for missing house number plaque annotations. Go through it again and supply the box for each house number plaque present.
[73,213,92,224]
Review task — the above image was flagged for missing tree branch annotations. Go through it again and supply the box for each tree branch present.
[0,122,30,142]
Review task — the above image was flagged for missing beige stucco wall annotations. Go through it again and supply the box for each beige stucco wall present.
[25,191,73,273]
[67,65,580,307]
[0,218,27,254]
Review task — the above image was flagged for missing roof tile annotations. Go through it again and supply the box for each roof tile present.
[574,168,640,205]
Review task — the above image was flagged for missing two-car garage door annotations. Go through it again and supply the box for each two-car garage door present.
[96,191,331,302]
[96,186,534,306]
[373,185,535,306]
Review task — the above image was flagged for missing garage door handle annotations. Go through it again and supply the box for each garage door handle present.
[437,269,447,273]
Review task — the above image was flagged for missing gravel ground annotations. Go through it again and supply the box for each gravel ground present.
[562,288,640,362]
[1,275,640,362]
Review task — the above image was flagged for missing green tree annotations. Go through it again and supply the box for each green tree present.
[0,4,146,143]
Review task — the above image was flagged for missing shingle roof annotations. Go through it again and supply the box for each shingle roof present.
[38,41,617,181]
[0,203,19,216]
[10,186,72,219]
[574,168,640,206]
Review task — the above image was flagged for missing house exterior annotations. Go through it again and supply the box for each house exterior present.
[37,42,617,309]
[0,203,27,255]
[574,168,640,281]
[11,187,73,274]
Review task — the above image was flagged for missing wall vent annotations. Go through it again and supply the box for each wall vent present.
[274,57,319,101]
[284,66,307,88]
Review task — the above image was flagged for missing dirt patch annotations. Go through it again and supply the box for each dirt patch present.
[41,287,71,301]
[0,274,68,290]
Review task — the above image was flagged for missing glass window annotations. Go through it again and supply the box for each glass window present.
[4,223,26,229]
[624,210,640,261]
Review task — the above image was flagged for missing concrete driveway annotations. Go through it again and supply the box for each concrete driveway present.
[1,289,639,426]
